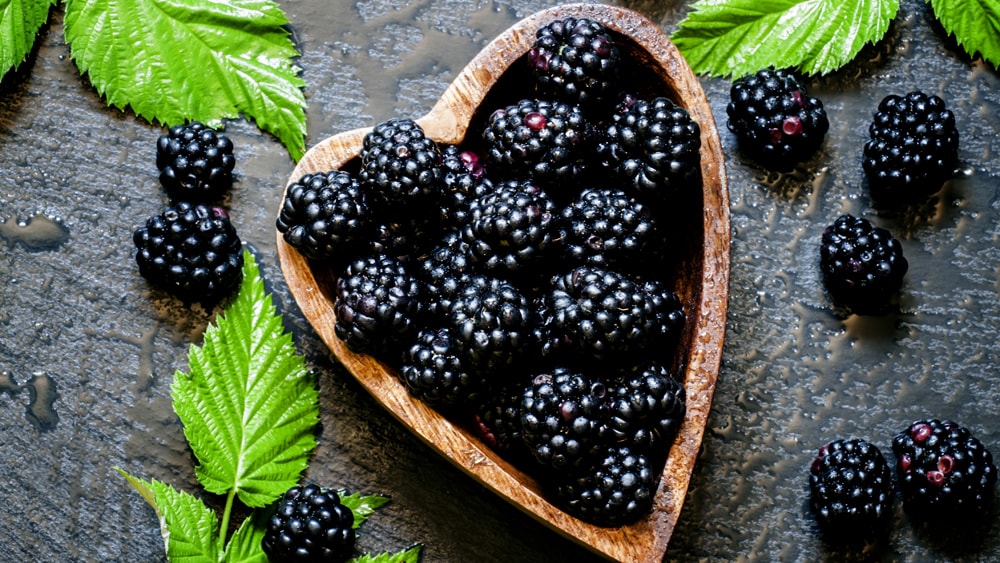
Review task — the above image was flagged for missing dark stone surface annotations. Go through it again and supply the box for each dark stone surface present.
[1,0,999,561]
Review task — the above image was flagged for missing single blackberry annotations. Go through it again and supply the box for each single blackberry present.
[359,118,444,209]
[415,231,474,319]
[820,214,908,315]
[367,204,442,261]
[863,91,959,202]
[473,377,532,456]
[545,266,685,362]
[446,275,537,376]
[600,362,685,455]
[597,96,701,200]
[482,98,596,189]
[555,444,657,526]
[520,367,608,470]
[808,438,894,539]
[333,254,425,357]
[462,179,562,277]
[132,201,243,303]
[262,484,356,562]
[438,144,493,228]
[400,327,484,407]
[529,17,620,111]
[156,122,236,201]
[892,419,997,518]
[561,186,658,270]
[276,170,372,261]
[726,68,829,166]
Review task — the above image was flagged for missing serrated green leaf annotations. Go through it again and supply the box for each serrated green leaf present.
[671,0,901,77]
[118,470,222,562]
[351,545,423,563]
[221,515,268,563]
[340,492,391,529]
[929,0,1000,69]
[0,0,56,78]
[172,249,319,508]
[62,0,307,160]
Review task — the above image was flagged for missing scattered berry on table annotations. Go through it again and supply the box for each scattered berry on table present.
[132,201,243,303]
[262,484,356,563]
[276,170,372,261]
[863,91,959,203]
[156,122,235,201]
[529,16,620,111]
[555,444,657,526]
[597,96,701,201]
[819,214,908,315]
[725,68,829,167]
[561,186,659,271]
[601,362,686,455]
[891,419,997,518]
[520,366,608,470]
[360,117,444,210]
[808,438,894,540]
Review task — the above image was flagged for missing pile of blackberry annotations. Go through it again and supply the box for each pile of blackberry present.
[277,16,701,527]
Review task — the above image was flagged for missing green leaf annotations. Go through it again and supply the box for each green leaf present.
[671,0,901,77]
[172,249,319,508]
[221,515,268,563]
[340,492,391,529]
[62,0,307,160]
[118,469,222,562]
[351,545,423,563]
[929,0,1000,69]
[0,0,56,77]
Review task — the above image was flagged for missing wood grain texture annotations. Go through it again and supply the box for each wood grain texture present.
[276,4,731,561]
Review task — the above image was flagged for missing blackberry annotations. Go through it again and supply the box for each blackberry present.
[156,122,236,201]
[276,170,372,261]
[132,201,243,303]
[360,118,444,209]
[545,266,685,362]
[520,367,608,470]
[462,179,562,277]
[863,91,959,202]
[482,98,596,189]
[726,68,829,166]
[415,231,473,319]
[473,377,532,456]
[601,362,685,454]
[561,187,658,270]
[820,214,908,315]
[262,484,356,562]
[529,17,620,111]
[808,438,894,539]
[400,327,484,407]
[438,144,493,228]
[597,96,701,200]
[368,205,442,261]
[892,419,997,518]
[555,444,657,526]
[333,254,424,357]
[446,275,537,375]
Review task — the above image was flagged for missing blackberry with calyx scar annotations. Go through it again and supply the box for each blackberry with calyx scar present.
[262,484,356,563]
[156,122,236,201]
[809,438,894,541]
[819,214,908,315]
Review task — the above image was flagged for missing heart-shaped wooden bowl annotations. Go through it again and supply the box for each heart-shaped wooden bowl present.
[276,4,730,561]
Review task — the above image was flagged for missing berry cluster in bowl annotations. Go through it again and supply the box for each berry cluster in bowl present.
[276,16,705,527]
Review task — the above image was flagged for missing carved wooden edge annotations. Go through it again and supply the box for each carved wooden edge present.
[276,4,731,562]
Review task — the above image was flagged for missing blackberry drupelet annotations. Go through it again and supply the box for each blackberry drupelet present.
[597,96,701,200]
[808,438,894,540]
[561,186,658,270]
[132,201,243,303]
[529,16,620,111]
[601,362,685,454]
[276,170,372,261]
[333,254,425,357]
[400,327,484,407]
[520,367,608,470]
[820,214,908,315]
[438,144,494,228]
[892,419,997,518]
[360,118,444,209]
[156,122,236,201]
[545,266,684,362]
[482,98,596,190]
[262,484,356,563]
[462,179,562,277]
[446,275,537,375]
[555,444,656,526]
[863,91,959,202]
[726,68,829,167]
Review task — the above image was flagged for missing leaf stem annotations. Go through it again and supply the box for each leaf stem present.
[219,487,237,554]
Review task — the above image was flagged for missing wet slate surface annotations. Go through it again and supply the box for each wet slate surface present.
[1,0,999,561]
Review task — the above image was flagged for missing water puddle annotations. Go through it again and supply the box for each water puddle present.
[0,370,59,431]
[0,213,70,251]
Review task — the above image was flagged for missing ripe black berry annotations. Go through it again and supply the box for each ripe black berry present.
[156,122,236,201]
[819,214,908,315]
[262,484,356,562]
[809,438,894,540]
[276,170,372,261]
[529,17,620,111]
